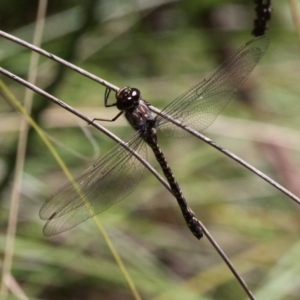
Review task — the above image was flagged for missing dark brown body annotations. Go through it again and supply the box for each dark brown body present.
[118,87,203,239]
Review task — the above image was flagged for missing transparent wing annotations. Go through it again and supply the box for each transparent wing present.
[156,36,269,137]
[40,132,147,236]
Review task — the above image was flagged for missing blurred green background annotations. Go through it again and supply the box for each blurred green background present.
[1,0,300,299]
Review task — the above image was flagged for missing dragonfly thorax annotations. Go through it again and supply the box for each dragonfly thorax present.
[116,87,140,110]
[125,101,155,132]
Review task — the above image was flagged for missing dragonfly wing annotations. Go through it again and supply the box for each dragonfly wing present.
[156,36,269,137]
[40,132,147,236]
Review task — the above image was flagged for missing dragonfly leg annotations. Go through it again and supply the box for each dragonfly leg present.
[87,88,124,124]
[104,88,117,107]
[89,111,124,124]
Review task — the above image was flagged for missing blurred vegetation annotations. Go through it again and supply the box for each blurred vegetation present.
[1,0,300,299]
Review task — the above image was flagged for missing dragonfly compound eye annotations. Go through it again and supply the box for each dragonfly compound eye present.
[116,87,141,110]
[130,88,141,102]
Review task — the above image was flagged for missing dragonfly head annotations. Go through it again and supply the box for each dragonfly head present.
[116,87,141,111]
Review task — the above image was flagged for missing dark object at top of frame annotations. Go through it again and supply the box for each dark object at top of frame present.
[252,0,272,37]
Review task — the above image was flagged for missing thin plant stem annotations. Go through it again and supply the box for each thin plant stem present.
[0,2,47,299]
[290,0,300,51]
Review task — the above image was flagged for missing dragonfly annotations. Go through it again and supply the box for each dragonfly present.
[40,36,269,238]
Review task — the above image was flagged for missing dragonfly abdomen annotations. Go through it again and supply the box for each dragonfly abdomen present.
[145,130,203,239]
